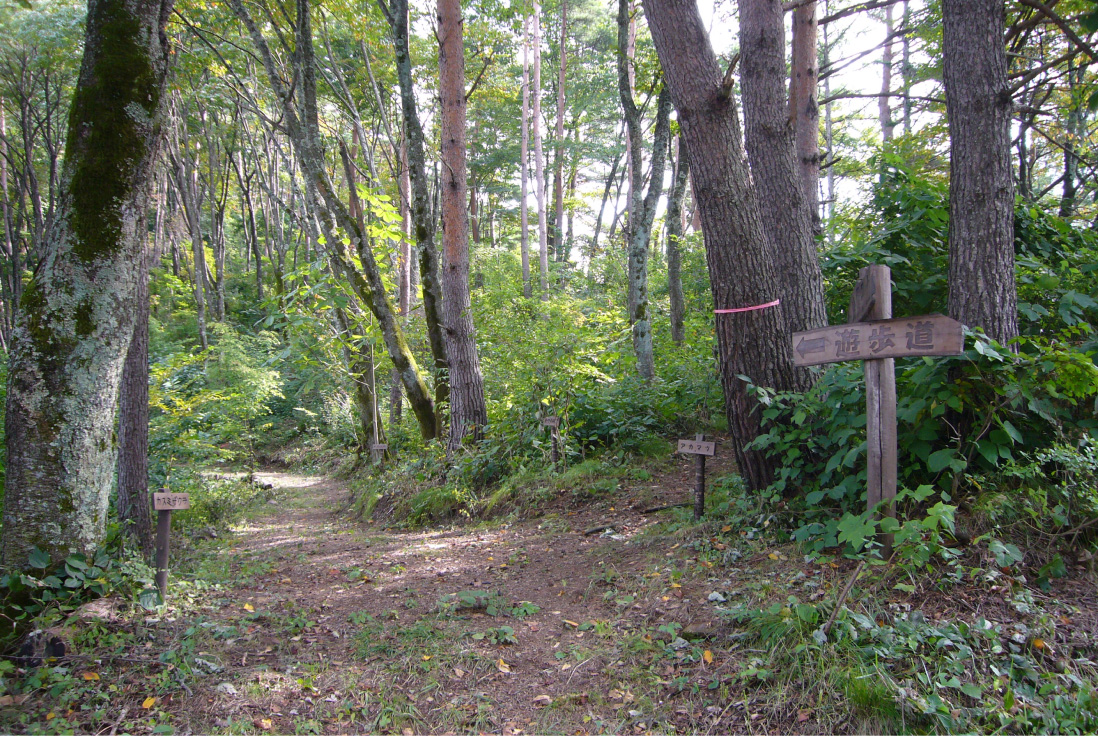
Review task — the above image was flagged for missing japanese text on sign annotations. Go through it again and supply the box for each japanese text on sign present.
[791,314,963,367]
[153,492,191,511]
[677,439,715,456]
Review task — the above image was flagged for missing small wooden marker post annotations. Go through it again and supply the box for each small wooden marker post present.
[792,265,964,555]
[542,416,561,467]
[678,434,715,520]
[153,490,190,599]
[370,443,389,465]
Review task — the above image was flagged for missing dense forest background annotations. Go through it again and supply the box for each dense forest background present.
[0,0,1097,729]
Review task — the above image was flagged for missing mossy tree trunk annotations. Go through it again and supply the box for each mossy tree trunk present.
[1,0,174,570]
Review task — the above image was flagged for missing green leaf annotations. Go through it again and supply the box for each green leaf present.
[837,513,876,552]
[927,449,956,474]
[28,548,50,569]
[139,588,163,611]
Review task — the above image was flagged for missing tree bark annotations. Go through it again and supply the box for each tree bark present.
[385,0,450,409]
[739,0,827,344]
[533,0,549,299]
[520,13,533,299]
[790,0,821,229]
[943,0,1018,344]
[879,2,895,142]
[552,0,568,264]
[642,0,803,491]
[2,0,174,569]
[438,0,488,452]
[667,138,689,345]
[117,241,154,560]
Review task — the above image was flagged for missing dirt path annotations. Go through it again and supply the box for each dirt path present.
[172,466,739,735]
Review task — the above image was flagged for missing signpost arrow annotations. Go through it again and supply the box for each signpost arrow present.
[790,265,965,555]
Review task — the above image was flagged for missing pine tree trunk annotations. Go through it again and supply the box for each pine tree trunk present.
[438,0,488,452]
[790,0,820,228]
[2,0,174,569]
[943,0,1018,344]
[739,0,827,344]
[642,0,804,491]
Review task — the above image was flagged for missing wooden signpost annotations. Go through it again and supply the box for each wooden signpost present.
[792,265,963,553]
[152,490,191,599]
[677,434,715,520]
[542,416,561,466]
[370,443,389,465]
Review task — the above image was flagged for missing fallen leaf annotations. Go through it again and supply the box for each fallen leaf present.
[422,655,432,661]
[1032,638,1046,650]
[497,658,511,673]
[46,713,56,721]
[244,603,255,612]
[532,694,553,707]
[661,596,670,601]
[563,619,579,628]
[82,671,100,681]
[721,525,732,533]
[703,650,714,664]
[256,718,273,730]
[402,729,414,736]
[453,668,465,678]
[142,697,156,709]
[768,553,779,560]
[797,710,812,723]
[280,578,291,584]
[670,583,682,589]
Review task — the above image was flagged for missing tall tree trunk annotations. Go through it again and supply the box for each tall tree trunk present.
[117,241,154,561]
[385,0,450,409]
[667,138,689,345]
[943,0,1018,344]
[552,0,568,264]
[739,0,827,341]
[879,2,895,142]
[790,0,820,229]
[642,0,803,492]
[2,0,174,569]
[438,0,488,452]
[520,13,533,298]
[1060,60,1085,219]
[901,0,912,135]
[533,0,549,299]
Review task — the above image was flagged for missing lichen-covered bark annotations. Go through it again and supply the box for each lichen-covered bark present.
[385,0,450,407]
[666,140,689,344]
[1,0,174,570]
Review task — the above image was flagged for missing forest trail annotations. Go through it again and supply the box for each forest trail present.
[171,465,741,734]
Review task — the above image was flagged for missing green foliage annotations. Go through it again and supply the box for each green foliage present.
[0,546,159,651]
[748,328,1098,549]
[150,323,283,465]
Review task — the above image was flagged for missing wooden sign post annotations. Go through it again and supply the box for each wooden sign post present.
[542,416,561,467]
[677,434,715,520]
[152,490,191,599]
[792,265,964,554]
[370,443,389,465]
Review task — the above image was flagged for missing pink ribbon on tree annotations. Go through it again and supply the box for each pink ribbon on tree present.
[714,298,780,314]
